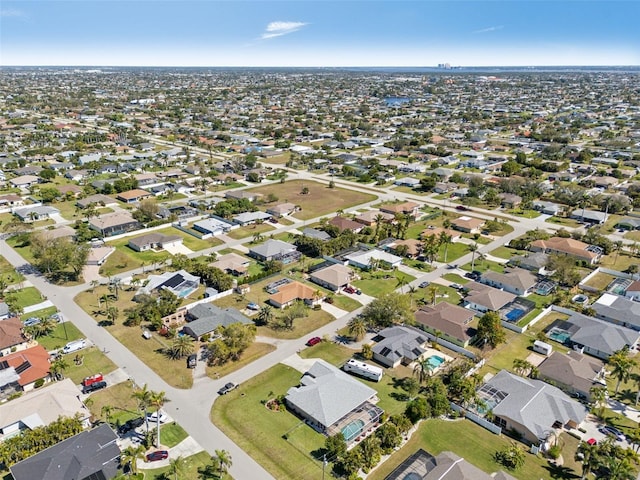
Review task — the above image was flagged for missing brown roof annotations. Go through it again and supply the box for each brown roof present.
[2,345,50,386]
[379,202,419,214]
[530,237,598,261]
[415,303,476,343]
[451,216,485,230]
[393,239,423,256]
[420,227,459,239]
[0,317,27,350]
[116,189,151,201]
[464,282,516,310]
[270,281,319,306]
[328,216,362,232]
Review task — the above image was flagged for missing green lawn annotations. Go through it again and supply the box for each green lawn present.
[36,321,84,350]
[460,259,505,274]
[441,273,469,284]
[226,223,275,240]
[11,286,44,308]
[599,252,639,273]
[61,346,119,385]
[368,419,576,480]
[86,381,142,426]
[211,364,326,480]
[21,306,58,322]
[0,254,25,285]
[142,451,230,480]
[545,216,582,228]
[205,342,276,380]
[160,422,189,448]
[5,235,36,264]
[298,341,354,366]
[353,270,415,297]
[436,242,470,263]
[489,245,520,260]
[507,208,542,219]
[329,295,362,312]
[101,237,171,275]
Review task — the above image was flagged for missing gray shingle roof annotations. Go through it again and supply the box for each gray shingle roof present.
[285,360,377,429]
[184,304,251,337]
[249,239,296,258]
[568,312,640,356]
[593,293,640,329]
[372,326,427,363]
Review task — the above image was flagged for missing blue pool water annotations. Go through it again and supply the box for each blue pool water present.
[549,330,570,344]
[341,419,365,442]
[427,355,445,369]
[506,308,525,322]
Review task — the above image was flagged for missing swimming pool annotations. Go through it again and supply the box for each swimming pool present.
[548,329,570,344]
[427,355,445,369]
[341,419,365,443]
[505,308,525,322]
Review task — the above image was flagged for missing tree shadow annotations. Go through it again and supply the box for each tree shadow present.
[543,462,580,479]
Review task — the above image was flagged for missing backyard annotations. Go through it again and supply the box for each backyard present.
[245,180,377,220]
[353,270,415,297]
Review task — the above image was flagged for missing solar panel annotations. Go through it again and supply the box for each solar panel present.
[380,347,391,356]
[15,361,31,375]
[0,361,9,370]
[162,274,184,288]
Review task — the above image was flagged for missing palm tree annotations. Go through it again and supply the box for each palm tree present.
[257,305,274,326]
[613,240,624,265]
[426,284,439,305]
[132,384,152,434]
[348,316,367,341]
[373,213,385,240]
[109,277,123,300]
[575,440,599,479]
[167,335,195,360]
[120,445,145,476]
[105,306,119,325]
[168,455,185,480]
[407,285,417,308]
[512,358,533,377]
[590,385,607,419]
[610,348,636,394]
[395,275,408,294]
[101,404,114,425]
[213,449,232,477]
[607,456,636,480]
[469,243,479,271]
[438,232,453,263]
[49,356,69,381]
[150,390,167,447]
[413,358,433,384]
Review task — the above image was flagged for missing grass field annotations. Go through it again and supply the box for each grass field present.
[153,226,223,251]
[75,286,194,389]
[583,272,616,291]
[0,254,24,285]
[599,251,639,273]
[298,341,354,366]
[86,381,142,426]
[5,235,36,264]
[205,342,276,379]
[226,222,275,240]
[142,451,230,480]
[61,346,118,385]
[245,180,377,220]
[11,286,44,308]
[368,419,576,480]
[36,321,84,350]
[489,245,521,260]
[353,270,414,297]
[159,422,189,448]
[101,237,171,275]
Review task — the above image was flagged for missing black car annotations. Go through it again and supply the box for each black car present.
[419,281,430,288]
[465,271,482,281]
[118,417,144,434]
[82,380,107,394]
[218,382,238,395]
[187,354,197,369]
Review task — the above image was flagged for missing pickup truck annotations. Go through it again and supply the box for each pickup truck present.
[218,382,239,395]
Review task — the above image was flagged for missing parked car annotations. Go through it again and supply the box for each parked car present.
[82,380,107,394]
[82,373,104,387]
[450,283,462,290]
[586,438,597,446]
[465,270,482,280]
[446,264,458,269]
[456,205,469,211]
[187,354,197,369]
[146,411,168,423]
[23,317,41,327]
[62,339,87,354]
[218,382,239,395]
[600,425,625,441]
[118,417,145,435]
[419,281,430,288]
[355,289,362,295]
[343,286,356,294]
[306,336,322,347]
[146,450,169,462]
[247,302,260,311]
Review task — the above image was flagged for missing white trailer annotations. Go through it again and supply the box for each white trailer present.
[342,358,383,382]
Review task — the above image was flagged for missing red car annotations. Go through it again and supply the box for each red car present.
[306,337,322,347]
[146,450,169,462]
[82,373,104,387]
[343,286,356,294]
[455,205,469,211]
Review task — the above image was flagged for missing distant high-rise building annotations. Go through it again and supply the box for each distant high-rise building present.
[437,63,452,70]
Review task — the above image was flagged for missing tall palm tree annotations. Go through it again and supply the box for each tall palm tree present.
[607,456,636,480]
[49,356,69,381]
[132,384,152,434]
[213,449,232,477]
[167,335,195,360]
[413,358,433,384]
[150,390,167,447]
[438,232,453,263]
[101,404,114,425]
[407,285,417,308]
[257,305,274,326]
[105,306,119,325]
[613,240,624,265]
[373,213,385,241]
[120,445,145,476]
[469,243,479,271]
[168,455,185,480]
[590,385,607,419]
[610,349,637,394]
[395,275,408,294]
[575,440,599,479]
[348,316,367,341]
[426,285,439,306]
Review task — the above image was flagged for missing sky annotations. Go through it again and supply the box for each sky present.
[1,1,638,67]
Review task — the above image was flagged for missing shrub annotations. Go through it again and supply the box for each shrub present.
[34,378,45,388]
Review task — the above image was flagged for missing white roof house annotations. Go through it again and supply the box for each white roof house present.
[345,249,402,270]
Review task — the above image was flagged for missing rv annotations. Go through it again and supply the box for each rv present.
[342,358,383,382]
[533,340,553,356]
[62,339,87,354]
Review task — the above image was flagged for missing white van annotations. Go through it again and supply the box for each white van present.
[62,339,87,354]
[533,340,552,356]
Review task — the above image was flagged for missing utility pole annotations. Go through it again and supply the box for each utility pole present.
[322,453,326,480]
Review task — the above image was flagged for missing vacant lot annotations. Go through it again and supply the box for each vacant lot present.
[246,180,377,220]
[0,254,24,285]
[205,342,276,379]
[12,286,44,308]
[353,270,415,297]
[86,381,141,425]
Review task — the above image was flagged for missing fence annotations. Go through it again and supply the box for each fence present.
[449,403,502,435]
[418,328,477,360]
[173,223,211,240]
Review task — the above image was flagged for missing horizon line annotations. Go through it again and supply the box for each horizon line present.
[2,64,639,68]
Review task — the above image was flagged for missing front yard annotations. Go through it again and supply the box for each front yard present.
[353,270,415,297]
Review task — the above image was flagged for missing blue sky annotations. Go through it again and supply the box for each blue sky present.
[1,1,638,66]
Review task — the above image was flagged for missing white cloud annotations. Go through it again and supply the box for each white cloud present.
[261,21,307,40]
[473,25,503,34]
[0,8,25,18]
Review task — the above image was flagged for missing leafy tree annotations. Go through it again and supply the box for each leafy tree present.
[39,186,61,203]
[477,311,506,348]
[376,422,401,453]
[405,397,430,424]
[359,434,382,472]
[361,292,413,329]
[30,232,89,281]
[325,433,347,459]
[494,443,526,471]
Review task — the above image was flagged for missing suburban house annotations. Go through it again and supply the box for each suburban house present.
[76,193,119,209]
[86,245,115,266]
[248,239,299,263]
[268,281,323,309]
[13,204,59,223]
[394,177,421,188]
[420,227,460,241]
[345,249,403,270]
[266,202,298,217]
[135,269,200,299]
[40,225,76,241]
[529,237,602,264]
[116,188,153,203]
[309,264,355,292]
[624,281,640,301]
[301,227,331,241]
[479,268,537,296]
[183,304,252,340]
[232,211,272,226]
[450,216,485,234]
[354,210,394,226]
[371,326,429,368]
[384,449,517,480]
[225,190,262,202]
[476,370,588,445]
[89,211,140,237]
[10,423,120,480]
[414,303,476,348]
[127,232,183,252]
[9,175,40,189]
[462,282,516,313]
[537,351,606,402]
[211,252,251,276]
[570,209,607,225]
[532,200,563,216]
[389,239,423,258]
[0,194,25,208]
[508,252,550,275]
[0,378,91,442]
[285,360,383,444]
[379,201,420,218]
[592,293,640,331]
[0,345,51,398]
[615,217,640,231]
[328,216,363,233]
[549,312,640,360]
[499,193,522,209]
[0,317,29,356]
[193,217,236,236]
